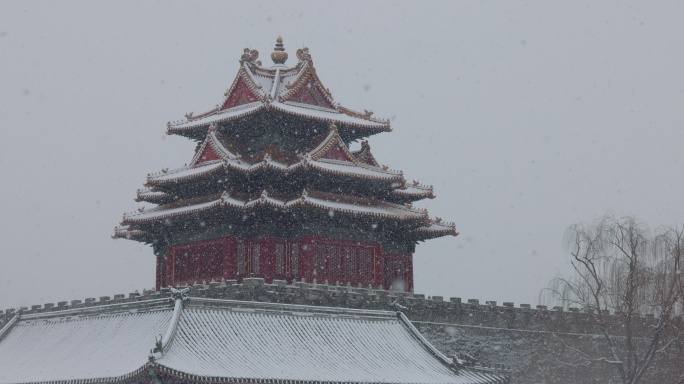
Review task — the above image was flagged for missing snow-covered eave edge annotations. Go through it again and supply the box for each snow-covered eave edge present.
[135,188,172,203]
[391,188,435,199]
[166,101,390,134]
[112,226,148,240]
[120,191,429,224]
[146,157,404,187]
[412,221,459,238]
[0,311,20,343]
[0,364,155,384]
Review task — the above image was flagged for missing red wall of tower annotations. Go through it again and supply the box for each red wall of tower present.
[156,236,413,292]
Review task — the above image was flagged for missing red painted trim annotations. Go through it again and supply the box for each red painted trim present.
[320,143,355,162]
[222,77,259,110]
[221,237,236,280]
[196,145,221,164]
[165,247,175,289]
[287,80,335,109]
[155,257,163,291]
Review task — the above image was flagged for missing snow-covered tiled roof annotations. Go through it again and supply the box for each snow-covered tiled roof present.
[0,300,171,384]
[157,301,500,384]
[146,160,225,185]
[135,188,173,203]
[413,220,459,239]
[146,128,404,189]
[168,100,389,134]
[0,296,506,384]
[121,189,429,224]
[393,183,435,198]
[166,49,390,138]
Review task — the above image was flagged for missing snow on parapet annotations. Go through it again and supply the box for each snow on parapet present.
[2,277,650,379]
[1,279,619,332]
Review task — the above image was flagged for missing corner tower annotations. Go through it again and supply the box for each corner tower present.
[115,38,457,291]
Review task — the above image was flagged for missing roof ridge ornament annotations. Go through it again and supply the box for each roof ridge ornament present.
[168,287,190,301]
[271,36,288,65]
[240,48,261,68]
[296,47,312,64]
[391,300,408,315]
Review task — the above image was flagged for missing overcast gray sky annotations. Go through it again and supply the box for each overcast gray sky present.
[1,1,683,310]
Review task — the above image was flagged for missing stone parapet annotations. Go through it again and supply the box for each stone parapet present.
[0,279,656,337]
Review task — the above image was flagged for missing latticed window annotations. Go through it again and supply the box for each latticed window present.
[328,245,341,278]
[199,244,222,279]
[176,251,189,281]
[343,247,356,279]
[251,242,260,275]
[237,241,246,276]
[291,243,299,277]
[172,242,224,282]
[359,248,373,280]
[313,244,326,277]
[275,243,285,276]
[188,252,200,280]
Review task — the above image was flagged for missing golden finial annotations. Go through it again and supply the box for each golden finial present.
[271,36,288,65]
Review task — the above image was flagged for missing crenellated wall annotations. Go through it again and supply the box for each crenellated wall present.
[2,279,682,383]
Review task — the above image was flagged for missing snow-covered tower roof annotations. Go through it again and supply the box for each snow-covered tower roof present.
[115,37,458,292]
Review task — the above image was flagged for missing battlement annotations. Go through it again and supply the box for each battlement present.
[0,278,659,337]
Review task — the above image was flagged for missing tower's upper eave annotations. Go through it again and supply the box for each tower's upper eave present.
[167,100,390,134]
[167,46,391,139]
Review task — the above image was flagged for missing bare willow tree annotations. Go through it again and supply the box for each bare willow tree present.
[544,215,684,384]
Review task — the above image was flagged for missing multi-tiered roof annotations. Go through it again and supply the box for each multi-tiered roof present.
[115,37,457,290]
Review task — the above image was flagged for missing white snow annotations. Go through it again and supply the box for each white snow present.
[148,161,224,183]
[273,101,388,128]
[124,199,221,222]
[170,102,264,130]
[0,307,171,383]
[0,298,504,384]
[156,301,498,384]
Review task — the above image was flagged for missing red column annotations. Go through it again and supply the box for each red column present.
[155,256,163,291]
[374,246,385,289]
[164,246,176,289]
[258,237,277,283]
[222,237,236,280]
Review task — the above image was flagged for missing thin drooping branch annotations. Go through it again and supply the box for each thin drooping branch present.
[544,215,684,384]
